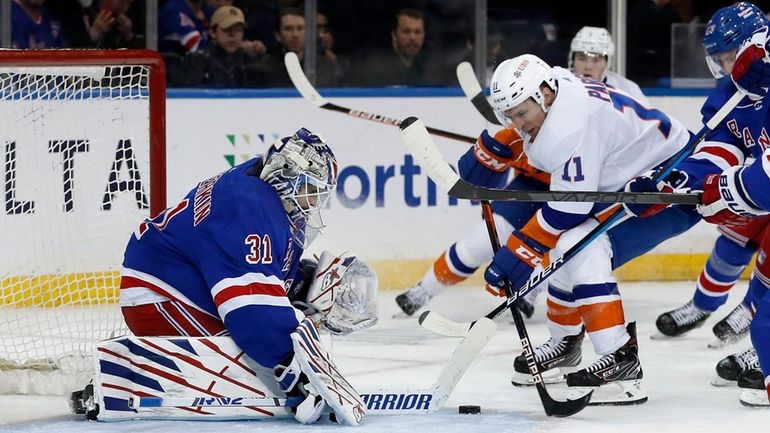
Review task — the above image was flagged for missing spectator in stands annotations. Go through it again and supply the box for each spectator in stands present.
[158,0,216,54]
[317,11,349,86]
[65,0,143,49]
[353,8,430,86]
[172,5,265,88]
[207,0,232,7]
[257,7,339,87]
[11,0,66,49]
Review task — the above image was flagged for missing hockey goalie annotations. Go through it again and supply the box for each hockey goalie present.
[70,128,378,425]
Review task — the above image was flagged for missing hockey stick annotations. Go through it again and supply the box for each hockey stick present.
[415,89,745,338]
[479,200,591,417]
[456,62,501,125]
[130,318,495,415]
[284,52,475,144]
[400,116,702,204]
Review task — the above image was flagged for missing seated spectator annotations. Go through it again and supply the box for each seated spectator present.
[159,0,216,54]
[12,0,66,49]
[257,7,339,87]
[65,0,143,49]
[172,5,265,88]
[353,8,430,86]
[317,11,349,86]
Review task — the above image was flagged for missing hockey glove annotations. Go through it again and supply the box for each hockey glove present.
[484,230,548,292]
[274,354,326,424]
[623,169,690,218]
[698,167,768,226]
[732,28,770,100]
[457,129,514,188]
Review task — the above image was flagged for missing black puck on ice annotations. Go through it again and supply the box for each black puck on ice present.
[458,404,481,414]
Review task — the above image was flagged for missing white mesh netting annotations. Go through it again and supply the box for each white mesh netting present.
[0,64,156,395]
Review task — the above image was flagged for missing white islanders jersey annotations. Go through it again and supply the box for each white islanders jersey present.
[525,67,691,217]
[605,70,649,106]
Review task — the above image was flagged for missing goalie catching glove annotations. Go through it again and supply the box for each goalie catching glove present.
[289,251,378,335]
[275,317,366,425]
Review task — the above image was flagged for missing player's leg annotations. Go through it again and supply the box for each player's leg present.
[551,222,646,405]
[739,229,770,407]
[654,218,767,340]
[395,175,546,316]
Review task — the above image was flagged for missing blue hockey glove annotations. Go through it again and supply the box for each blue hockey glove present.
[622,169,690,218]
[732,31,770,100]
[484,231,548,292]
[457,129,513,188]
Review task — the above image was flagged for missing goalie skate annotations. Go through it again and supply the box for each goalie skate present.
[510,327,584,386]
[708,302,752,348]
[711,347,759,387]
[652,300,710,339]
[566,323,647,405]
[738,368,770,407]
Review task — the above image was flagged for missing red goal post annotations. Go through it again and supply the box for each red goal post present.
[0,49,166,395]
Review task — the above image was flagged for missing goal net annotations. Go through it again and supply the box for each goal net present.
[0,50,166,395]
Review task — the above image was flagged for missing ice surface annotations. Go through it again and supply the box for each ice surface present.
[1,281,766,433]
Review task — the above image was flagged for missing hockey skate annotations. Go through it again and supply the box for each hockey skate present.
[510,327,584,386]
[738,368,770,407]
[708,302,752,348]
[395,284,432,316]
[712,347,759,386]
[69,383,99,420]
[566,322,647,405]
[653,300,710,339]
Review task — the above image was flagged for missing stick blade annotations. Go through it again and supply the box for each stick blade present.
[434,317,496,398]
[545,390,593,417]
[456,62,500,125]
[418,310,473,338]
[284,52,327,107]
[399,116,462,194]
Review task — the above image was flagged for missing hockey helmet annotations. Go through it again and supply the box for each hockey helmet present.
[261,128,338,247]
[568,26,615,80]
[490,54,557,127]
[703,2,769,78]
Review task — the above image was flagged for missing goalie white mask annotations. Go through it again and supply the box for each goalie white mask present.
[261,128,338,248]
[490,54,557,128]
[568,26,614,81]
[291,251,379,335]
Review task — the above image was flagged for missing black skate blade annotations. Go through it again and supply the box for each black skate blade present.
[588,396,648,406]
[543,390,593,417]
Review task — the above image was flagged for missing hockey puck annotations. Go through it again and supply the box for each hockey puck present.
[458,404,481,414]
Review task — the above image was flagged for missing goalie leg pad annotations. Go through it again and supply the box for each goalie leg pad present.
[291,318,366,425]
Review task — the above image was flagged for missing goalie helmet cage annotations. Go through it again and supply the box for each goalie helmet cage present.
[0,49,166,395]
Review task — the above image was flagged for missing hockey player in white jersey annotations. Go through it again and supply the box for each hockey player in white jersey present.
[483,54,693,404]
[395,26,650,319]
[73,128,377,424]
[568,26,649,105]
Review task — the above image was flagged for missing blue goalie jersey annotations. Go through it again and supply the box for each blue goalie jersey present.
[120,158,304,368]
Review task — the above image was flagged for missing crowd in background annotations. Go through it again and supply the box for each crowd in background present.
[10,0,770,88]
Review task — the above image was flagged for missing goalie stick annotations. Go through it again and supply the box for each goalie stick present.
[284,52,474,144]
[456,62,501,125]
[400,116,701,204]
[481,200,591,417]
[129,318,496,415]
[412,88,745,338]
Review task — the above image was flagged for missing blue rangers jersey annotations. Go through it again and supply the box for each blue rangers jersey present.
[677,78,770,189]
[11,0,65,49]
[158,0,215,53]
[120,158,304,368]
